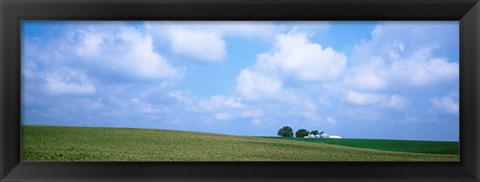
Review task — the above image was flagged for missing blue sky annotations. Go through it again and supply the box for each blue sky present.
[21,21,459,141]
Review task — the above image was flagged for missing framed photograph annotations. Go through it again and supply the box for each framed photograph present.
[1,0,479,181]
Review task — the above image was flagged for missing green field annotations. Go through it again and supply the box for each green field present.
[264,137,459,155]
[21,125,459,161]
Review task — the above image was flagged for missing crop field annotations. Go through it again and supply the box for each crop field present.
[21,125,459,161]
[265,137,459,155]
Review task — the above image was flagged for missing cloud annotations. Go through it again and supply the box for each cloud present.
[256,32,347,81]
[146,21,281,39]
[197,95,245,111]
[74,30,103,56]
[345,108,383,122]
[300,99,321,123]
[27,23,183,82]
[130,98,161,114]
[168,28,226,62]
[242,109,264,118]
[430,93,459,115]
[345,90,408,110]
[350,22,459,88]
[346,90,384,105]
[390,52,458,87]
[42,69,96,95]
[167,90,278,124]
[342,59,388,91]
[145,21,287,63]
[235,31,346,101]
[169,90,245,112]
[235,69,284,101]
[399,114,421,123]
[242,109,271,126]
[338,22,457,114]
[343,44,459,90]
[384,95,408,110]
[79,25,182,80]
[326,117,336,126]
[343,71,387,91]
[353,22,458,63]
[214,112,234,121]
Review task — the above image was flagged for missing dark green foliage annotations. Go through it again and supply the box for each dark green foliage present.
[295,129,309,138]
[310,130,319,135]
[277,126,293,137]
[267,137,459,155]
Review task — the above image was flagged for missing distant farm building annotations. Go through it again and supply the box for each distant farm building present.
[329,135,342,139]
[303,133,342,139]
[320,133,329,138]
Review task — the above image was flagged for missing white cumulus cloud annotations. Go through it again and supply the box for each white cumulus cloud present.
[345,90,408,110]
[342,58,388,91]
[235,69,283,101]
[235,31,346,101]
[81,26,183,80]
[346,90,384,105]
[169,90,245,112]
[343,70,387,91]
[430,93,459,115]
[384,95,409,110]
[145,21,287,63]
[350,22,459,89]
[390,55,458,87]
[256,32,347,81]
[168,28,226,62]
[25,23,185,84]
[43,69,96,95]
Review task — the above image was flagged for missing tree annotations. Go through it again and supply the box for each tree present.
[310,130,319,135]
[319,131,325,135]
[277,126,293,137]
[295,129,309,138]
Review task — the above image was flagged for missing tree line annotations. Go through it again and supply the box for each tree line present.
[277,126,324,138]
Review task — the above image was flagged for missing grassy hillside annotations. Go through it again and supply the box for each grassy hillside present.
[265,137,459,155]
[21,125,459,161]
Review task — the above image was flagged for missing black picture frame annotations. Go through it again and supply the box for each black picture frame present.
[1,0,479,181]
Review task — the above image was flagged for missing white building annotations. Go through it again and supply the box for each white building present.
[320,133,329,138]
[302,133,342,139]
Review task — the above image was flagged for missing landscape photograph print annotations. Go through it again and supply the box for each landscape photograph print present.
[21,21,459,161]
